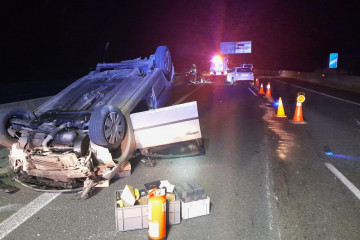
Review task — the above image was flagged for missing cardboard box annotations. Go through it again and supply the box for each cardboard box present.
[115,190,180,232]
[121,185,136,205]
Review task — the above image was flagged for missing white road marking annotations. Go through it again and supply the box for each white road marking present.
[265,159,274,231]
[173,87,202,105]
[0,193,60,239]
[264,156,281,239]
[248,87,257,96]
[325,163,360,200]
[274,80,360,106]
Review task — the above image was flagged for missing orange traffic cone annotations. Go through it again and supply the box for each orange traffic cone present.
[265,82,271,97]
[258,83,265,94]
[276,97,287,118]
[291,102,307,124]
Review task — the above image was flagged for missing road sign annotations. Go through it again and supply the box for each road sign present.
[297,92,305,103]
[235,41,252,53]
[220,41,252,54]
[220,42,235,54]
[329,53,338,68]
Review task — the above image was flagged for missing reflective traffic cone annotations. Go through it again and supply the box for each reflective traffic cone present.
[291,102,307,124]
[265,82,271,97]
[276,97,287,118]
[255,77,259,87]
[258,83,265,94]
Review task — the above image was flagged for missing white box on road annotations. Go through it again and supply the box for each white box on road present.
[181,196,210,219]
[130,101,202,149]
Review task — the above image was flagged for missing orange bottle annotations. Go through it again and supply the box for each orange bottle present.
[148,188,166,240]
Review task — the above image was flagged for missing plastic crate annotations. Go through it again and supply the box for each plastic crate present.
[181,196,210,219]
[115,190,180,232]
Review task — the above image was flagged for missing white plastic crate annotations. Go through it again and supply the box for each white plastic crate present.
[115,190,180,232]
[181,196,210,219]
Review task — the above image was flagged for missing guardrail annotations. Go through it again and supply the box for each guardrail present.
[253,69,360,94]
[279,70,360,93]
[254,69,280,76]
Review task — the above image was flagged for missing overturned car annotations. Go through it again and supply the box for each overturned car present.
[0,46,176,190]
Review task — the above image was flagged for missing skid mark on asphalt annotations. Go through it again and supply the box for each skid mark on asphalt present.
[0,193,60,239]
[325,163,360,200]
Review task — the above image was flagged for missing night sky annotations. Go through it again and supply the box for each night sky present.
[1,0,360,85]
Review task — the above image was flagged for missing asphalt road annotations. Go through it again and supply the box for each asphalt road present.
[1,75,360,239]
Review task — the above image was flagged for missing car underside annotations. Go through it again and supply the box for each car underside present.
[0,46,174,191]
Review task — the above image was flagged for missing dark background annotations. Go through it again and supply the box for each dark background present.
[1,0,360,84]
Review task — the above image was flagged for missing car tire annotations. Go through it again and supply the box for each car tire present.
[89,105,126,150]
[0,108,35,148]
[155,46,172,81]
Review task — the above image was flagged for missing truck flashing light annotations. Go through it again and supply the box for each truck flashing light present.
[211,55,222,65]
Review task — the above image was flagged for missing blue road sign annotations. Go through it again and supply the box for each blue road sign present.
[329,53,338,68]
[220,42,235,54]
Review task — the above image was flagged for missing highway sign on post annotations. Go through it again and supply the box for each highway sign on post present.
[220,42,235,54]
[329,53,338,68]
[235,41,252,53]
[220,41,252,54]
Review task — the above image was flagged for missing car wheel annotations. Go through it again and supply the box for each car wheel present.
[89,105,126,150]
[155,46,172,81]
[0,108,35,148]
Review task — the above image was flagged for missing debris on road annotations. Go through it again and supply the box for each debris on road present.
[175,181,206,202]
[0,174,19,193]
[115,180,210,233]
[115,180,181,232]
[120,185,136,206]
[175,181,210,219]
